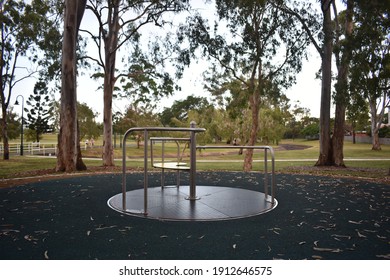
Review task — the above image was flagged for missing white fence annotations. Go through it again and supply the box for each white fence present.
[1,142,98,156]
[0,142,57,156]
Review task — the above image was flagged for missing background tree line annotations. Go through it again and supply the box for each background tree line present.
[1,0,389,172]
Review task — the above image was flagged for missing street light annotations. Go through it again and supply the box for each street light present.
[15,95,24,156]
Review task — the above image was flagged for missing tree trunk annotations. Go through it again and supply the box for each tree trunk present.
[56,0,87,172]
[101,2,120,167]
[0,107,9,160]
[369,100,382,151]
[372,132,381,150]
[102,72,115,166]
[332,104,346,166]
[243,93,260,172]
[315,1,333,166]
[331,0,353,167]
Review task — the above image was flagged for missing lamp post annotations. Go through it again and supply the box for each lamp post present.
[15,95,24,156]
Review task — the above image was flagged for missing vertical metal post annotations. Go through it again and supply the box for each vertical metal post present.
[271,148,275,205]
[188,121,197,200]
[161,140,165,188]
[122,132,127,211]
[264,148,268,199]
[143,129,148,215]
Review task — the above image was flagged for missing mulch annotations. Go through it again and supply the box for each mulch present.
[0,171,389,260]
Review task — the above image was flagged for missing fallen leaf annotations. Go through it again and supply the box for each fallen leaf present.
[313,247,342,253]
[376,254,390,260]
[348,220,362,225]
[312,255,323,260]
[233,244,237,249]
[44,250,49,260]
[356,230,367,238]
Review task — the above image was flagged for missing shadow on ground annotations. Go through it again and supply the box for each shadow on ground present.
[0,172,389,260]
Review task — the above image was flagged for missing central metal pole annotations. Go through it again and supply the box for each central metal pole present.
[188,121,198,200]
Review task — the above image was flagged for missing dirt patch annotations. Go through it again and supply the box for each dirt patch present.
[278,144,312,150]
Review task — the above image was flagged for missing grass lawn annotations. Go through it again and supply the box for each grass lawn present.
[1,138,389,181]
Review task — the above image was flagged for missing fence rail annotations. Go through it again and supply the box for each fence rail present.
[0,142,58,156]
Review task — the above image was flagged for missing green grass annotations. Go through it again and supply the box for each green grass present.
[1,137,389,180]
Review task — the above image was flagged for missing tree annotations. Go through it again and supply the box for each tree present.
[24,80,53,142]
[77,102,101,141]
[349,0,390,150]
[346,93,369,144]
[82,0,189,166]
[56,0,87,172]
[0,109,20,141]
[0,0,55,159]
[179,0,316,171]
[114,104,161,148]
[331,0,354,167]
[160,95,210,127]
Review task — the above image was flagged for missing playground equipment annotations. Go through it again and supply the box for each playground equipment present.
[107,123,277,221]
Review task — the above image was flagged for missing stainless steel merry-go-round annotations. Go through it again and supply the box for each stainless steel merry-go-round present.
[107,122,278,221]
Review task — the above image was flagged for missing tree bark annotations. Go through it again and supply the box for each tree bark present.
[369,100,382,151]
[315,1,333,166]
[243,93,260,171]
[331,0,353,167]
[56,0,87,172]
[102,1,120,167]
[0,107,9,160]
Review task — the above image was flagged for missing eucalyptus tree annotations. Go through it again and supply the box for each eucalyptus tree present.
[56,0,87,172]
[178,0,317,170]
[331,0,354,166]
[349,0,390,150]
[0,0,57,160]
[80,0,189,166]
[275,0,355,166]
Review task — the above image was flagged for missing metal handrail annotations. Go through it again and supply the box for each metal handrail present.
[122,125,206,213]
[196,145,276,204]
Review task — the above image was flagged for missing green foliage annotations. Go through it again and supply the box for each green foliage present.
[24,80,53,142]
[349,0,390,105]
[379,126,390,138]
[113,104,162,136]
[77,103,101,140]
[0,110,20,141]
[160,95,210,126]
[301,123,320,139]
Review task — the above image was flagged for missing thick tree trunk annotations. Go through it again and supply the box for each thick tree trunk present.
[332,104,346,166]
[331,0,353,167]
[56,0,86,172]
[315,1,333,166]
[372,132,381,150]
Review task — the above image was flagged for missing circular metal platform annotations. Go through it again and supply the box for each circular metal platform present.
[108,185,278,221]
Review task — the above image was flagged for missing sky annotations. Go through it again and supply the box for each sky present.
[9,0,331,121]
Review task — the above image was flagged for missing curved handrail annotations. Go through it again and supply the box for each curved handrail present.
[196,145,276,204]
